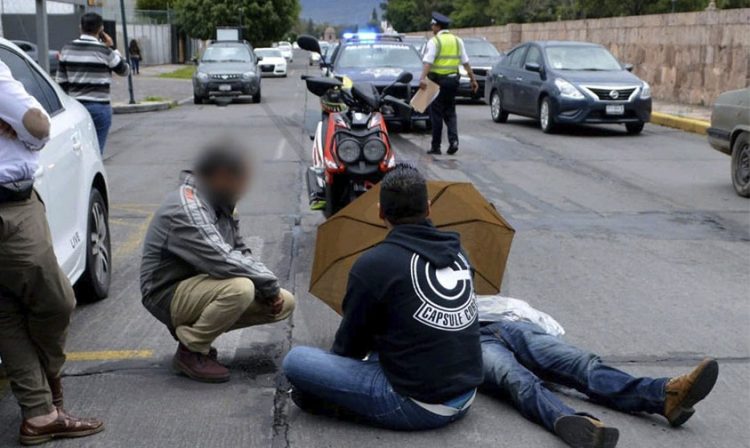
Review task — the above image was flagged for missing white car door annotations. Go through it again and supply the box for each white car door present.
[0,46,83,276]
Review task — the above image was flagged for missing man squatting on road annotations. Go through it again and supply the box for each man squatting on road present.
[140,142,295,383]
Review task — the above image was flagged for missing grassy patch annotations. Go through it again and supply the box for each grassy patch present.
[158,65,195,80]
[143,96,167,102]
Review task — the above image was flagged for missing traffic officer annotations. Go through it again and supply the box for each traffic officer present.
[419,12,478,155]
[0,59,104,444]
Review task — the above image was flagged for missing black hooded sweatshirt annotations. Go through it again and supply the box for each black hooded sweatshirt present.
[332,221,483,404]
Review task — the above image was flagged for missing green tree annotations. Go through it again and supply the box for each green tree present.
[136,0,171,9]
[382,0,455,33]
[174,0,300,45]
[367,7,382,31]
[451,0,492,27]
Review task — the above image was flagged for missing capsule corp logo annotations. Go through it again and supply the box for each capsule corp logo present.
[410,252,478,331]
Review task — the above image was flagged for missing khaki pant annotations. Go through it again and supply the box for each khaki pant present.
[0,194,76,419]
[170,275,295,354]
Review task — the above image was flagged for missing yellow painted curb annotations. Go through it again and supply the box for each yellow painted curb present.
[66,350,154,362]
[651,112,710,135]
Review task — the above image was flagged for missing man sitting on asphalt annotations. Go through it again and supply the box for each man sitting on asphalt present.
[140,142,295,383]
[478,294,719,448]
[283,164,483,430]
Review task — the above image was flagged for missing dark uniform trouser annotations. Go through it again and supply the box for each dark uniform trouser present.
[429,74,460,151]
[0,193,75,419]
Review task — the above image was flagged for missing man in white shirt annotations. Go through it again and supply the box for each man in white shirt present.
[418,12,478,156]
[0,58,104,445]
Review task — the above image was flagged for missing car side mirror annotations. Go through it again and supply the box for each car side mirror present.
[623,63,634,72]
[297,35,321,54]
[396,72,413,84]
[525,62,541,73]
[191,57,198,66]
[257,56,263,62]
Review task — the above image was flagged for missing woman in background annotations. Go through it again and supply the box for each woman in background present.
[129,39,142,74]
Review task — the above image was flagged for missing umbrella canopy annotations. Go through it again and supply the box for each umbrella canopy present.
[310,181,515,314]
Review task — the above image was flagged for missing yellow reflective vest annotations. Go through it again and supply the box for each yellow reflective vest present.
[430,32,461,75]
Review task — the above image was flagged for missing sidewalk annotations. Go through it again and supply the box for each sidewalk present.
[110,64,193,105]
[653,100,712,122]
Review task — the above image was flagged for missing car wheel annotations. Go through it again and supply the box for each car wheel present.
[731,132,750,198]
[490,90,508,123]
[539,97,556,133]
[626,121,645,135]
[193,95,204,105]
[75,189,111,302]
[253,89,262,103]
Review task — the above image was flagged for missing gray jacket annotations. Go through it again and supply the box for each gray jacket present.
[140,173,280,326]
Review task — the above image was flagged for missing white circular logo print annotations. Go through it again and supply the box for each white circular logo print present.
[410,252,478,331]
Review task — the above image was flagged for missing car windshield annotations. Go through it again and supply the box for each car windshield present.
[464,40,499,58]
[545,46,622,71]
[202,46,251,63]
[278,42,292,49]
[336,43,421,69]
[256,49,282,58]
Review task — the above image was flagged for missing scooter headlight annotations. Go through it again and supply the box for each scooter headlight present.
[363,139,386,162]
[337,139,361,163]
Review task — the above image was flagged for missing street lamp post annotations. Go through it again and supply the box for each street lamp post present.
[671,0,677,13]
[119,0,136,104]
[35,0,50,73]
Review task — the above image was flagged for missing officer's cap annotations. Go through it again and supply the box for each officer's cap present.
[431,12,451,27]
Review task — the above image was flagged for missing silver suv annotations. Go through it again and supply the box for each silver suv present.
[192,41,262,104]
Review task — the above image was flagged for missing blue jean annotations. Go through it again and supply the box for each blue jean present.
[480,320,668,432]
[283,346,471,430]
[82,102,112,154]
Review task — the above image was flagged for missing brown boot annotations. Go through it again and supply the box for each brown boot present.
[20,411,104,446]
[664,358,719,427]
[554,415,619,448]
[172,344,229,383]
[47,376,63,409]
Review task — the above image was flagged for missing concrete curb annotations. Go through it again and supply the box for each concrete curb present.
[651,112,710,135]
[112,101,175,114]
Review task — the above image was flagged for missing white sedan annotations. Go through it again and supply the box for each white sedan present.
[277,41,293,62]
[0,39,111,301]
[255,48,288,77]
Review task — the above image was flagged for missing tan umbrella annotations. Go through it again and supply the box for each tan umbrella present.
[310,181,515,314]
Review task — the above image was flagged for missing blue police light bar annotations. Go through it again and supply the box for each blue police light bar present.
[357,32,378,41]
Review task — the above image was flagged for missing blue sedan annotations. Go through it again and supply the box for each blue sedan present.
[484,41,652,134]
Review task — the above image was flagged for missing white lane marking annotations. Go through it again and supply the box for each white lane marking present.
[274,139,287,160]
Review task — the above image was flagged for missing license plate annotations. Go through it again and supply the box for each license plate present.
[218,84,232,92]
[606,104,625,115]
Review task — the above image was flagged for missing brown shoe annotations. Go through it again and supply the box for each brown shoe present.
[172,344,229,383]
[47,376,63,409]
[554,415,619,448]
[20,411,104,446]
[664,358,719,427]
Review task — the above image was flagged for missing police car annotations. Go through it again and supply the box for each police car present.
[1,38,111,301]
[323,33,429,130]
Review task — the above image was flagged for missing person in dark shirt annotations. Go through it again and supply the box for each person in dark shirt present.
[283,164,483,430]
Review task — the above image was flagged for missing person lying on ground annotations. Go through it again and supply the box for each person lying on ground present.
[140,141,295,383]
[283,164,483,430]
[478,295,719,448]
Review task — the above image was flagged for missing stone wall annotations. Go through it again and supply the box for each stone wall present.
[410,9,750,105]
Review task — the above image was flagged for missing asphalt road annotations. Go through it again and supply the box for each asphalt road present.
[1,53,748,448]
